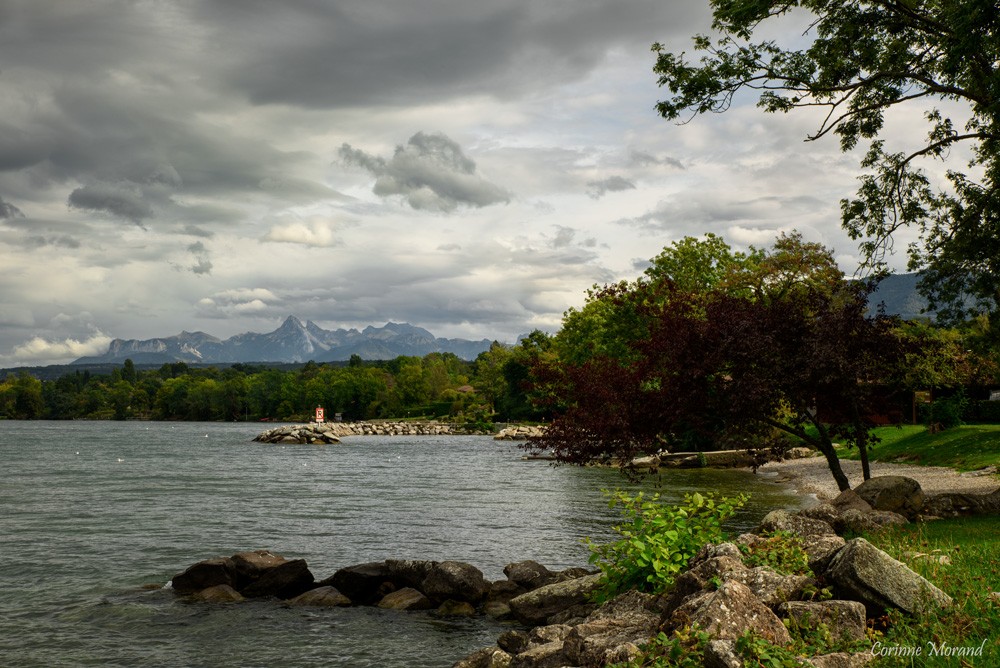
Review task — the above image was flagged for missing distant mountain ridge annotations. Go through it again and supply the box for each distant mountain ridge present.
[73,317,496,364]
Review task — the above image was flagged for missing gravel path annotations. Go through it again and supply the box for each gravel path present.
[759,456,1000,501]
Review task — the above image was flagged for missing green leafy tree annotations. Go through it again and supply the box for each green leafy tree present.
[653,0,1000,324]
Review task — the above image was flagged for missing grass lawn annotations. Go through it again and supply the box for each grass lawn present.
[862,515,1000,666]
[835,424,1000,471]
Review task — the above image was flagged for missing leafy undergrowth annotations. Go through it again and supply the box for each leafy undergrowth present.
[609,516,1000,667]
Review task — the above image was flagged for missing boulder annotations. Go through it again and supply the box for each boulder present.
[385,559,437,590]
[806,652,875,667]
[503,560,557,590]
[560,591,662,667]
[230,549,288,583]
[829,490,874,514]
[663,555,747,611]
[854,476,925,519]
[286,586,352,607]
[240,558,314,599]
[823,538,952,616]
[422,561,490,604]
[725,567,812,608]
[437,600,477,617]
[325,562,392,605]
[497,630,530,654]
[452,646,513,668]
[170,557,236,594]
[189,583,244,603]
[778,600,867,643]
[838,508,908,535]
[508,573,602,626]
[507,641,570,668]
[757,509,836,538]
[377,587,434,611]
[704,639,742,668]
[665,580,792,646]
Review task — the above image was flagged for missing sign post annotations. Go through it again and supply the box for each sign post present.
[315,406,325,423]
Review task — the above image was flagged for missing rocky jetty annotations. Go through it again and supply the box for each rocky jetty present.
[493,425,545,441]
[253,421,489,443]
[168,476,965,667]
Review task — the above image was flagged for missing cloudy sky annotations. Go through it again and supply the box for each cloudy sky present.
[0,1,925,366]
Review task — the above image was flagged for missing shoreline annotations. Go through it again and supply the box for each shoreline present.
[758,456,1000,501]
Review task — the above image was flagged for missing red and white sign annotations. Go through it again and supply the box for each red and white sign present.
[315,406,325,423]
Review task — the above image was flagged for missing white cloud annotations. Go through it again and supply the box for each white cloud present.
[2,333,112,366]
[262,219,338,247]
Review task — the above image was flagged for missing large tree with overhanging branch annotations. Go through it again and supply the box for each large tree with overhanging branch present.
[531,234,911,491]
[652,0,1000,326]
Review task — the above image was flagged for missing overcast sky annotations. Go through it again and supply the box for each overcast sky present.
[0,1,925,366]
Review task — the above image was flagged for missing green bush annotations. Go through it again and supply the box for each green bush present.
[922,391,968,429]
[584,490,749,603]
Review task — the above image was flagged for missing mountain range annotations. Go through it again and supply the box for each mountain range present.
[73,317,496,365]
[71,274,937,366]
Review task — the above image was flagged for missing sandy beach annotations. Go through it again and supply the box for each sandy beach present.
[758,456,1000,502]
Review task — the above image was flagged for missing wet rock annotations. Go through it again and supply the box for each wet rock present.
[451,646,512,668]
[241,558,314,599]
[325,562,392,605]
[170,557,236,594]
[503,560,557,590]
[189,584,244,603]
[508,574,602,626]
[377,587,434,611]
[286,586,351,607]
[437,600,477,617]
[423,561,490,604]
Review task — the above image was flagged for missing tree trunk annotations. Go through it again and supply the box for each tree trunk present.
[816,439,852,491]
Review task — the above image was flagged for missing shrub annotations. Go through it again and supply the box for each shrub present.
[584,490,749,602]
[924,390,968,430]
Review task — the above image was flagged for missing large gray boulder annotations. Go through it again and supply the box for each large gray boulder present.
[422,561,490,604]
[854,476,925,519]
[560,590,663,667]
[823,538,952,615]
[757,509,837,537]
[665,580,793,646]
[508,574,602,626]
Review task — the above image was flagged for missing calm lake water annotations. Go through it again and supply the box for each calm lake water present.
[0,421,807,667]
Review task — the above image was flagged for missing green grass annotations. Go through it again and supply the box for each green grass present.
[862,515,1000,666]
[835,424,1000,471]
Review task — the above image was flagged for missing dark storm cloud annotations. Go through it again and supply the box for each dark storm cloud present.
[187,241,213,275]
[0,196,25,219]
[586,176,636,199]
[340,132,510,212]
[193,0,709,108]
[68,182,153,225]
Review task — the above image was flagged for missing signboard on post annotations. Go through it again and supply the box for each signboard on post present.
[315,406,325,423]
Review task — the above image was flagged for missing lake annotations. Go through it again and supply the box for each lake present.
[0,421,808,667]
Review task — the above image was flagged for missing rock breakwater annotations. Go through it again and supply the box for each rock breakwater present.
[253,421,490,443]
